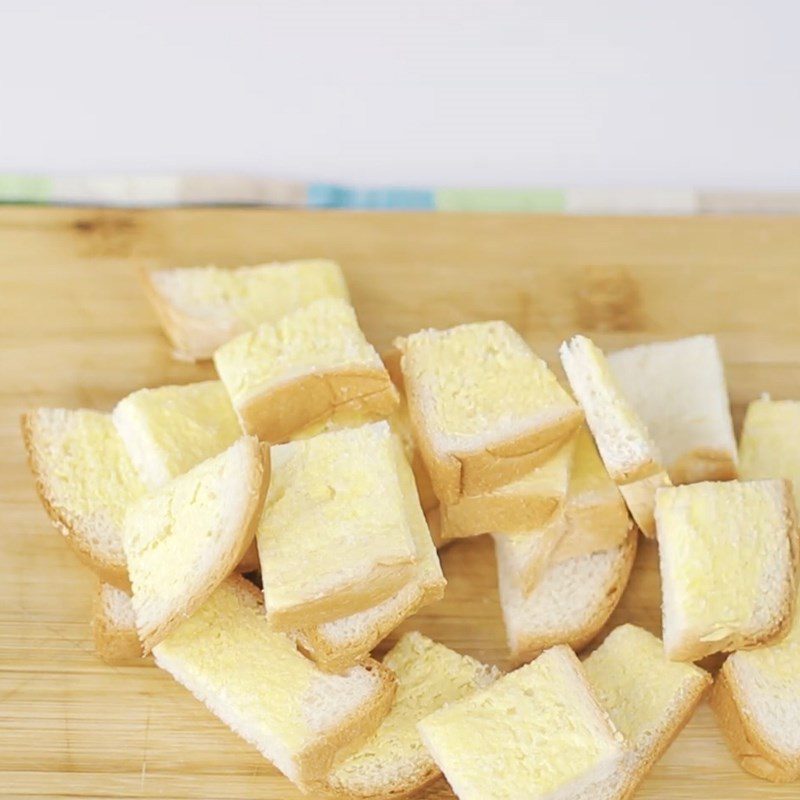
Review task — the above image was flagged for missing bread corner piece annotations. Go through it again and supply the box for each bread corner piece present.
[396,321,582,505]
[152,576,396,791]
[141,259,350,361]
[583,624,711,798]
[656,479,799,662]
[417,645,626,800]
[92,582,144,665]
[607,335,738,484]
[497,527,637,667]
[560,334,670,537]
[319,631,499,798]
[213,297,397,443]
[293,434,445,671]
[258,421,418,631]
[123,436,268,652]
[21,407,146,591]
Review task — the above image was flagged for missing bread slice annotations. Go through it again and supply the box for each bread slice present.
[123,436,267,651]
[656,479,798,661]
[294,437,446,671]
[112,380,242,489]
[91,582,143,665]
[438,435,575,540]
[396,321,582,504]
[607,335,738,484]
[21,408,146,591]
[320,632,499,798]
[257,422,418,631]
[152,576,396,790]
[417,645,626,800]
[497,528,638,666]
[141,259,350,361]
[582,624,712,798]
[560,335,670,537]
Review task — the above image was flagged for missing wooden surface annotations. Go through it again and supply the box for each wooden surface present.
[2,207,800,799]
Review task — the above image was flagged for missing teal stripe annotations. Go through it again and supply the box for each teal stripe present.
[0,174,52,203]
[435,188,566,212]
[308,183,435,210]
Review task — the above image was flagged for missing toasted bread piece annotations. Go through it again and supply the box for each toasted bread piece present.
[294,437,445,671]
[257,422,417,631]
[396,322,582,504]
[560,335,670,536]
[123,436,267,651]
[214,298,397,443]
[91,582,144,665]
[321,632,499,798]
[607,336,738,484]
[152,576,396,790]
[439,435,575,540]
[656,480,798,661]
[583,625,712,799]
[497,529,637,666]
[418,645,626,800]
[112,380,242,489]
[141,259,350,361]
[21,408,146,591]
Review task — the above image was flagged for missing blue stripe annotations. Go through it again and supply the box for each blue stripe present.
[307,183,435,210]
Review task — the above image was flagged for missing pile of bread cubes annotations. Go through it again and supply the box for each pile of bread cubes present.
[22,259,800,798]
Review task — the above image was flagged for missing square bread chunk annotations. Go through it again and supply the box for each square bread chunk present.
[397,321,582,504]
[257,422,418,630]
[656,480,798,661]
[214,297,397,443]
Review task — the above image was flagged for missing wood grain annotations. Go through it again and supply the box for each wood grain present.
[1,207,799,798]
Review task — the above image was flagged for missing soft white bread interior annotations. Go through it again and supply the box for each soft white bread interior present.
[417,645,625,800]
[112,380,242,489]
[582,624,711,799]
[214,297,397,443]
[294,435,445,671]
[397,321,582,504]
[123,436,267,651]
[141,259,350,361]
[497,528,638,666]
[607,335,738,484]
[91,582,144,665]
[656,479,798,662]
[257,422,417,631]
[152,576,396,790]
[321,632,499,798]
[560,334,670,536]
[439,434,575,540]
[21,408,146,591]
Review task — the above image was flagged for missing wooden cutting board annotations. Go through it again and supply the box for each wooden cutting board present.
[2,206,799,799]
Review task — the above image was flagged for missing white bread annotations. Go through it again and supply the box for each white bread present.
[438,435,575,540]
[396,321,582,504]
[91,582,143,665]
[294,436,445,671]
[152,576,396,790]
[257,422,417,631]
[582,624,712,799]
[112,380,242,489]
[417,645,626,800]
[214,297,397,443]
[141,259,350,361]
[607,335,738,484]
[656,479,798,661]
[321,632,499,798]
[560,334,670,537]
[123,436,267,651]
[497,528,638,666]
[21,408,146,591]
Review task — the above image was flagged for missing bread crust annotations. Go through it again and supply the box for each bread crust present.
[710,666,800,783]
[236,368,398,444]
[21,412,132,591]
[669,448,738,485]
[618,469,671,538]
[91,583,144,665]
[317,761,444,799]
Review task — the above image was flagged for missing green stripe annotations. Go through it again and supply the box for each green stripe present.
[435,188,566,212]
[0,175,52,203]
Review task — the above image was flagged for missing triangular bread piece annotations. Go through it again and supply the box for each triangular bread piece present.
[92,582,144,665]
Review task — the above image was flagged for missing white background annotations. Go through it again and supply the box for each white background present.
[1,0,799,189]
